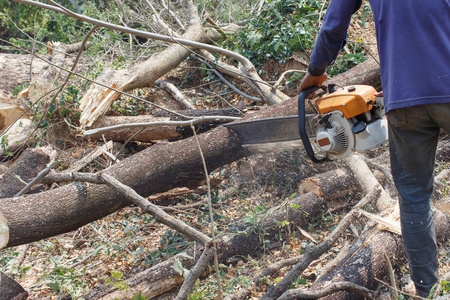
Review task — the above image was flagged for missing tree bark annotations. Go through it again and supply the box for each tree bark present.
[0,271,28,300]
[0,59,381,248]
[297,168,361,203]
[86,108,241,142]
[85,192,329,300]
[0,147,54,197]
[309,211,450,300]
[0,126,246,248]
[0,53,48,92]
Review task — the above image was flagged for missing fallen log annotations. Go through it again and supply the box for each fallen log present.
[0,58,380,248]
[297,168,361,204]
[85,192,329,299]
[0,53,49,92]
[0,271,28,300]
[308,210,450,300]
[0,147,54,198]
[86,108,241,142]
[0,126,245,248]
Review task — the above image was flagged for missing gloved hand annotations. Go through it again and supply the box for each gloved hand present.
[297,72,327,93]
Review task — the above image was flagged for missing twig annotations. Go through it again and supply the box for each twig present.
[261,187,381,299]
[113,128,145,163]
[15,161,59,197]
[160,0,186,30]
[273,69,307,89]
[175,244,214,300]
[155,79,195,109]
[99,173,211,245]
[205,15,225,37]
[62,141,114,173]
[255,255,303,285]
[5,244,29,274]
[162,200,208,211]
[375,278,422,300]
[278,281,374,300]
[317,0,328,28]
[192,55,262,102]
[383,250,398,299]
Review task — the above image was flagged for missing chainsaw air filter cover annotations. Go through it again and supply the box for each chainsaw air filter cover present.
[314,85,376,119]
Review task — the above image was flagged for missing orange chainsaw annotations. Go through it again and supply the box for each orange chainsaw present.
[224,84,388,163]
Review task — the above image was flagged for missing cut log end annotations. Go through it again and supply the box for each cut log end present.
[0,210,9,249]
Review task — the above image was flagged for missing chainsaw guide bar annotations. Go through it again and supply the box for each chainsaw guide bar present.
[224,115,316,145]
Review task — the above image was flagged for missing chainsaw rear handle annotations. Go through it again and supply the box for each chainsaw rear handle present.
[298,86,330,163]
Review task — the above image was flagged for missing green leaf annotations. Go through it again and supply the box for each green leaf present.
[173,258,184,275]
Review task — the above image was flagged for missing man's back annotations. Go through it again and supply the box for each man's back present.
[309,0,450,112]
[368,0,450,111]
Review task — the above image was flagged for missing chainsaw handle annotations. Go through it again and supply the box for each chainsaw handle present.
[298,86,330,163]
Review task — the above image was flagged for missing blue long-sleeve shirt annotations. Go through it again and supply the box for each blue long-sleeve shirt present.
[309,0,450,113]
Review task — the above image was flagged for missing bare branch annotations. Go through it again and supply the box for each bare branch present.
[15,161,59,197]
[278,281,374,300]
[192,55,262,102]
[82,115,239,136]
[175,245,214,300]
[13,0,287,104]
[99,173,211,245]
[155,79,195,109]
[262,187,381,299]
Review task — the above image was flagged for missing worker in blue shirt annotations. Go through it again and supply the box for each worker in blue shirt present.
[298,0,450,297]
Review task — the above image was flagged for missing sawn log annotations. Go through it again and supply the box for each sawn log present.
[0,58,380,248]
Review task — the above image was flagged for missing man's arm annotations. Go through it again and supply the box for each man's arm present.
[299,0,362,91]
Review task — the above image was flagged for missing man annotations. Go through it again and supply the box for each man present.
[298,0,450,297]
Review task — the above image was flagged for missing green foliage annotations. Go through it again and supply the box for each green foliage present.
[111,93,150,116]
[173,257,190,277]
[0,134,12,156]
[223,0,323,71]
[0,0,84,50]
[327,47,367,76]
[41,265,89,298]
[105,270,130,293]
[150,229,190,260]
[439,280,450,296]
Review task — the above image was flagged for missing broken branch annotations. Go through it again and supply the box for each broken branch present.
[262,187,381,299]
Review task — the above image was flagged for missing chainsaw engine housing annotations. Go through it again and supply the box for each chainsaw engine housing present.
[311,85,388,160]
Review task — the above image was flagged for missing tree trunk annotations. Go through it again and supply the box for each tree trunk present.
[297,168,361,203]
[0,60,381,248]
[86,108,241,142]
[86,192,329,300]
[0,54,48,92]
[0,147,53,197]
[0,271,28,300]
[309,211,450,300]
